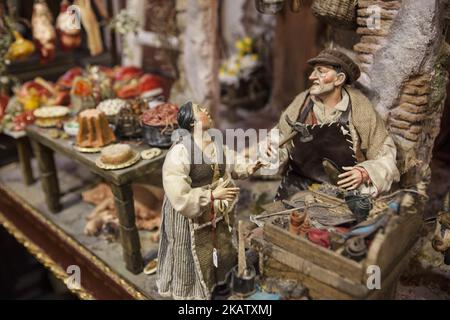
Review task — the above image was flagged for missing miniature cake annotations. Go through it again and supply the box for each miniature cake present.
[76,109,116,148]
[33,106,69,127]
[99,144,134,165]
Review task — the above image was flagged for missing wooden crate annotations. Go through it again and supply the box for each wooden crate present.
[251,191,424,299]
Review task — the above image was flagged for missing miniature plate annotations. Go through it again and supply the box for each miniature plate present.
[143,258,158,275]
[35,121,59,128]
[141,148,162,160]
[73,145,104,153]
[95,152,141,170]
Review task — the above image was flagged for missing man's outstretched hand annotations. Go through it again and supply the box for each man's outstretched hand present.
[247,160,265,176]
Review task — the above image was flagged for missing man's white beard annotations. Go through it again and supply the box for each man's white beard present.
[310,82,335,96]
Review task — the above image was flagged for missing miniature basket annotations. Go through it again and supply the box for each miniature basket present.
[311,0,357,29]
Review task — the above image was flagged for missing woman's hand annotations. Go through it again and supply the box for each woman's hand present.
[337,166,369,190]
[212,186,240,202]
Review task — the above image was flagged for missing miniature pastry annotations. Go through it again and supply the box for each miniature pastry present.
[76,109,115,148]
[33,106,69,127]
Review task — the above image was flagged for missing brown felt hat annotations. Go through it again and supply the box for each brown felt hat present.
[308,49,361,84]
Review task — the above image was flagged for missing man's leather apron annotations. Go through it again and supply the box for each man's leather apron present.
[182,137,237,295]
[276,96,357,200]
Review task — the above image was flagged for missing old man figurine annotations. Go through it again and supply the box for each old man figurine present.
[272,49,400,200]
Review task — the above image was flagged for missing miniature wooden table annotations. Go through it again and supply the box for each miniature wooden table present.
[26,125,166,274]
[3,129,35,186]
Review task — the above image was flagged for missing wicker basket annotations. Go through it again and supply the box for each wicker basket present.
[311,0,357,29]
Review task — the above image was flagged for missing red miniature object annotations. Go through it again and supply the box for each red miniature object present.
[97,66,115,79]
[19,81,53,98]
[116,82,140,99]
[73,79,93,97]
[49,90,70,106]
[12,111,36,132]
[0,94,9,122]
[114,66,143,82]
[57,67,83,88]
[307,229,330,248]
[138,74,163,95]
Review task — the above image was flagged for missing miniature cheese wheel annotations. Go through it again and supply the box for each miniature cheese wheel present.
[100,144,133,165]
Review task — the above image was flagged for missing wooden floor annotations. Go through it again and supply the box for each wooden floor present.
[0,155,162,299]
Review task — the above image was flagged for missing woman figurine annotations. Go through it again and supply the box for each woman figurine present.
[157,101,262,300]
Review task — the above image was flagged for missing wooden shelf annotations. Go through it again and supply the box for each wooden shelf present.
[7,50,116,82]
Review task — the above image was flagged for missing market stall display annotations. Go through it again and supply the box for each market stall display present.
[0,65,166,134]
[25,124,166,274]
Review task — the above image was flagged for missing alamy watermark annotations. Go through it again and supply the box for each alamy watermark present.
[65,265,81,290]
[60,5,82,31]
[170,128,282,176]
[366,265,381,290]
[366,5,381,30]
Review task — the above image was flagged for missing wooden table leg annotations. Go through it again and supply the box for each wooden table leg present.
[110,183,143,274]
[17,137,34,185]
[30,139,62,213]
